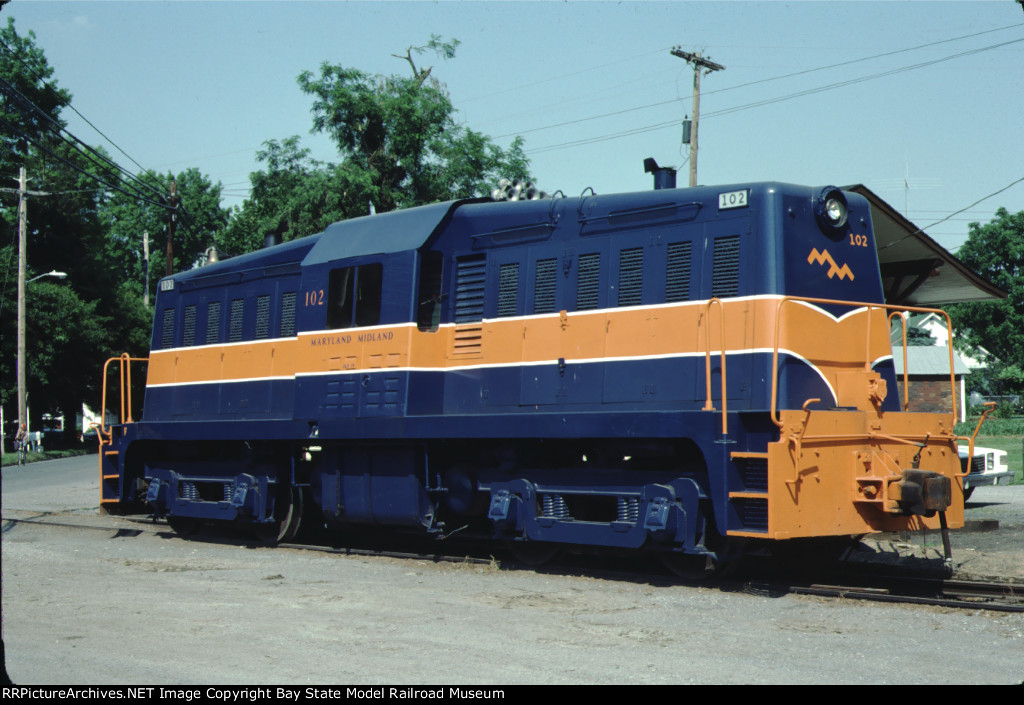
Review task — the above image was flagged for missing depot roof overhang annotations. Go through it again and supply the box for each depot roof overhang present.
[847,184,1006,306]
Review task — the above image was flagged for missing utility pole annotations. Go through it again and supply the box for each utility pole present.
[17,167,27,432]
[165,181,178,277]
[671,47,725,187]
[14,168,56,434]
[142,230,150,306]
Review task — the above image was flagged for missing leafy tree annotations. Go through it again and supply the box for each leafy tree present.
[224,35,531,252]
[297,35,530,215]
[221,137,359,255]
[1,19,218,433]
[904,326,936,346]
[102,168,231,294]
[948,207,1024,397]
[0,17,70,168]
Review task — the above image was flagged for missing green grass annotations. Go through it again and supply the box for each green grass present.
[955,415,1024,437]
[1,447,91,467]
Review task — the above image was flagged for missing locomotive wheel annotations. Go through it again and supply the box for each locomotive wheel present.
[166,516,201,537]
[508,541,561,567]
[253,485,303,545]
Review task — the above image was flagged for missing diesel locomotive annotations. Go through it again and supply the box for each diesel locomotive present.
[97,175,978,574]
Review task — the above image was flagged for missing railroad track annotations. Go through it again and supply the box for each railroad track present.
[5,512,1022,612]
[756,576,1024,613]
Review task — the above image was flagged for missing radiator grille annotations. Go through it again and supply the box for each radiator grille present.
[161,308,175,349]
[666,242,692,302]
[534,258,557,313]
[182,305,196,346]
[576,253,601,310]
[711,235,741,297]
[228,299,244,342]
[497,262,519,317]
[279,292,296,337]
[255,295,271,339]
[617,247,643,306]
[206,301,221,344]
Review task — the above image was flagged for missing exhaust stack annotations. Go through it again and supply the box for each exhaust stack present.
[644,158,677,190]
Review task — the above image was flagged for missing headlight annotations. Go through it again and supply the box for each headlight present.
[986,453,994,471]
[814,187,849,232]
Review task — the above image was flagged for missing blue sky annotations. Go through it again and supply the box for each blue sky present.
[4,0,1023,253]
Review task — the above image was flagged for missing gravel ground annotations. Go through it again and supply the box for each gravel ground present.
[2,455,1023,685]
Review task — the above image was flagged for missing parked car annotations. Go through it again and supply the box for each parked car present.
[958,445,1013,500]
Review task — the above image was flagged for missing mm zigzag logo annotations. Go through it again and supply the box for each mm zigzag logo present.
[807,248,854,280]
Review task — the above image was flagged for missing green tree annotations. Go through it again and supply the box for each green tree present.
[102,167,231,295]
[1,17,70,168]
[1,19,211,434]
[948,207,1024,397]
[221,137,361,255]
[224,35,531,253]
[297,35,530,215]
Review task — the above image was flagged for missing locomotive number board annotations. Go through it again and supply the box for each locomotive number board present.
[718,189,749,210]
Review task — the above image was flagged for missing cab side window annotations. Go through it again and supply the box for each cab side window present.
[327,263,383,329]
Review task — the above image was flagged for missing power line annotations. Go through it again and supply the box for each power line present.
[482,21,1024,135]
[0,33,155,179]
[507,24,1024,146]
[877,176,1024,252]
[697,21,1024,100]
[0,115,172,211]
[460,46,674,104]
[525,35,1024,155]
[0,77,167,202]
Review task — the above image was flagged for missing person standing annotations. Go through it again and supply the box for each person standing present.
[14,423,27,465]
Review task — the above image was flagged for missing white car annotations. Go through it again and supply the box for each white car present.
[958,445,1013,500]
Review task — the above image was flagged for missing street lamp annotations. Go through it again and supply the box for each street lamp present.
[17,270,69,436]
[27,270,68,284]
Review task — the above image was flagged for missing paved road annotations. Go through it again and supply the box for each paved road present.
[2,455,1023,685]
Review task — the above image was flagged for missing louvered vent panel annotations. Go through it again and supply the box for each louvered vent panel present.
[182,305,196,346]
[617,247,643,306]
[255,295,271,339]
[534,258,556,313]
[452,325,483,356]
[576,253,600,310]
[497,263,519,317]
[666,242,692,302]
[712,235,741,297]
[228,299,244,342]
[206,301,221,344]
[454,256,486,323]
[279,292,296,337]
[161,308,175,349]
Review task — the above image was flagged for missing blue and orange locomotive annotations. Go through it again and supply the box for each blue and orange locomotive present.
[98,175,976,573]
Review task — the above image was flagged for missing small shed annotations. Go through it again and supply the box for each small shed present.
[891,346,972,422]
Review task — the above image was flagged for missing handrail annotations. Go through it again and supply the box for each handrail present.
[770,296,958,428]
[701,298,728,435]
[888,311,910,410]
[955,402,998,478]
[99,354,148,438]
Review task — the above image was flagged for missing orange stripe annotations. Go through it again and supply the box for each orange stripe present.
[145,297,895,390]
